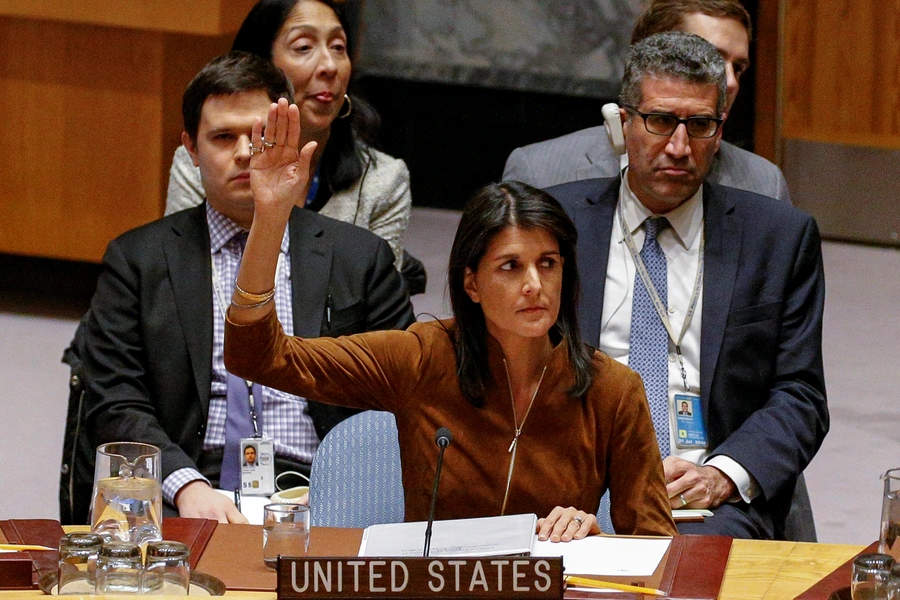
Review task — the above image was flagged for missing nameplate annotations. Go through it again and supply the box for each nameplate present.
[276,557,564,599]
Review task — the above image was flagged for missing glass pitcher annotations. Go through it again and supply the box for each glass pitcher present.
[880,468,900,560]
[90,442,163,546]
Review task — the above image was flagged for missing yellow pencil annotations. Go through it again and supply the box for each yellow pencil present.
[565,575,665,596]
[0,544,55,551]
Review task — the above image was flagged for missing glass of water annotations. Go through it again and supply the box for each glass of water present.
[90,442,163,546]
[263,503,310,568]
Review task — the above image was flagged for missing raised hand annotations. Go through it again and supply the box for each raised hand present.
[249,97,317,217]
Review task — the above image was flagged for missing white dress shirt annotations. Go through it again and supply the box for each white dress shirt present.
[598,171,759,502]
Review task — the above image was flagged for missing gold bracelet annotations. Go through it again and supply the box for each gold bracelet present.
[235,283,275,302]
[230,296,274,310]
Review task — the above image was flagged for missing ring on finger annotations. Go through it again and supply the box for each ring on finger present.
[572,515,584,527]
[261,136,276,148]
[679,494,687,507]
[249,143,265,156]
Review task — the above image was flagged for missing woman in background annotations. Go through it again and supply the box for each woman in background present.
[223,99,676,540]
[167,0,423,290]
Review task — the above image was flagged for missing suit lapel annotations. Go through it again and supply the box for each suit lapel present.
[699,184,742,409]
[164,207,214,419]
[573,178,619,346]
[289,208,331,338]
[575,143,615,181]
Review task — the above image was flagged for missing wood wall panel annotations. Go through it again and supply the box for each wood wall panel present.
[754,0,780,162]
[0,18,163,262]
[0,0,257,35]
[783,0,900,149]
[0,17,231,262]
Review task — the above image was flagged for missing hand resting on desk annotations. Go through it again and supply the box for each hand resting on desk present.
[537,506,600,542]
[175,480,249,524]
[663,456,736,510]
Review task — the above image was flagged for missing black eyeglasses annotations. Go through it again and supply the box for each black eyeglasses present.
[622,106,723,139]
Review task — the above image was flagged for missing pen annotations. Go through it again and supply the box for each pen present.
[234,488,241,512]
[0,544,55,551]
[325,294,332,328]
[565,575,664,596]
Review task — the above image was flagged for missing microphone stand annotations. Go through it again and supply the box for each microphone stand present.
[424,428,452,557]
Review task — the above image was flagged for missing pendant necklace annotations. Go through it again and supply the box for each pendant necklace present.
[500,358,547,515]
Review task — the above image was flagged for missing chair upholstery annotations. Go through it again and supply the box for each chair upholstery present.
[597,490,614,534]
[308,410,404,528]
[59,315,95,525]
[782,474,818,542]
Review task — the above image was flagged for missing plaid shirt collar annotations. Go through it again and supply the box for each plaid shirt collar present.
[205,202,290,255]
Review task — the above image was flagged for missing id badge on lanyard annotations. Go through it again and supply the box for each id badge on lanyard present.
[673,392,707,449]
[241,436,275,495]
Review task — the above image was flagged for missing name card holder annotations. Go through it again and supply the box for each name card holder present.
[277,556,564,599]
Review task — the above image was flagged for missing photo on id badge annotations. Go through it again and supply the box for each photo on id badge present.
[241,438,275,495]
[674,393,707,449]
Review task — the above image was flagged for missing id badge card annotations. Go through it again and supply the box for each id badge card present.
[240,437,275,495]
[674,393,708,449]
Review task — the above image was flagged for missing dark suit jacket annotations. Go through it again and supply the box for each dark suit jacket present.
[547,177,828,533]
[81,204,415,498]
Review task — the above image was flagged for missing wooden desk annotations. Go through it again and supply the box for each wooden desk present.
[4,529,863,599]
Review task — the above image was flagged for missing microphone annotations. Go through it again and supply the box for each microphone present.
[424,427,453,557]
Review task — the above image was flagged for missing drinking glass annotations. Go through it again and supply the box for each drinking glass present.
[57,532,102,595]
[142,540,191,595]
[881,468,900,560]
[95,541,143,595]
[263,503,310,568]
[90,442,163,546]
[852,553,894,600]
[887,562,900,600]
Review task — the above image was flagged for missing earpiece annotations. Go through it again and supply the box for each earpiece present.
[602,103,626,156]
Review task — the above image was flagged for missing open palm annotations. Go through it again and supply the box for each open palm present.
[249,98,317,215]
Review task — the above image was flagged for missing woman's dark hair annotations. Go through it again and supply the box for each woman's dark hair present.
[447,181,594,405]
[231,0,380,199]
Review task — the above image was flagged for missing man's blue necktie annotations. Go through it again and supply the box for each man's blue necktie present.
[219,229,264,490]
[220,374,264,490]
[628,216,671,457]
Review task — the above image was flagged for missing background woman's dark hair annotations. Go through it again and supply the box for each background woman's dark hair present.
[231,0,381,201]
[447,181,594,405]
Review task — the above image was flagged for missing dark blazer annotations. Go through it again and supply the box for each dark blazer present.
[80,204,415,506]
[548,177,828,534]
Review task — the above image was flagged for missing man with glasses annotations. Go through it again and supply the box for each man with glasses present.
[504,0,789,204]
[548,32,827,539]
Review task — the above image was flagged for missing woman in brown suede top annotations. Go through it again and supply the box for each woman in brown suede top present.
[225,99,676,541]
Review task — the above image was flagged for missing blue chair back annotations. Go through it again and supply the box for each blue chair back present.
[309,410,404,528]
[598,490,614,534]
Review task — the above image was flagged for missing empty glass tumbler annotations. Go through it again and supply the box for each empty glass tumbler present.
[95,541,143,595]
[57,532,102,595]
[852,553,894,600]
[142,540,191,595]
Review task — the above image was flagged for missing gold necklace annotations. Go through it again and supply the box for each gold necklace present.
[500,359,547,515]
